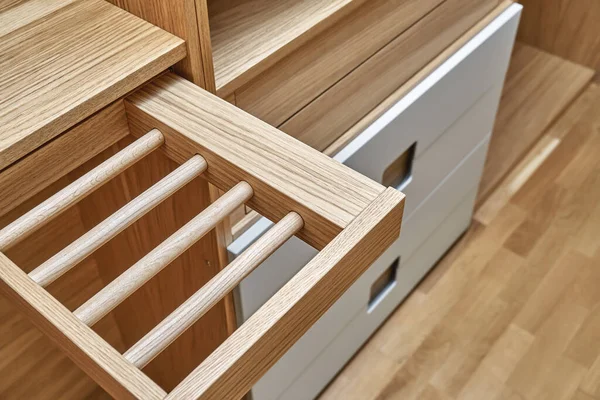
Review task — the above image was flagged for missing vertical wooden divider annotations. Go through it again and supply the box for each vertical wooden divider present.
[106,0,217,91]
[86,0,237,389]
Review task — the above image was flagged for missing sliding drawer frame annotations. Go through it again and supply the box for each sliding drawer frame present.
[0,73,404,399]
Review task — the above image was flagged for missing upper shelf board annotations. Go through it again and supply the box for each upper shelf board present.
[210,0,364,96]
[0,0,186,170]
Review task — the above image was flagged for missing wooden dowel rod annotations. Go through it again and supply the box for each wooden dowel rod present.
[29,155,207,287]
[74,181,254,327]
[124,211,303,369]
[0,129,164,252]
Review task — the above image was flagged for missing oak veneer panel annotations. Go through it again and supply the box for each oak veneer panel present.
[0,0,186,170]
[325,0,512,156]
[517,0,600,71]
[0,253,167,399]
[123,211,302,370]
[0,0,74,37]
[73,178,247,328]
[234,0,446,128]
[206,184,239,334]
[281,0,500,152]
[106,0,238,345]
[74,139,231,391]
[209,0,367,96]
[0,101,130,217]
[234,0,510,237]
[125,73,385,249]
[0,178,127,399]
[107,0,216,91]
[228,203,247,230]
[477,42,594,204]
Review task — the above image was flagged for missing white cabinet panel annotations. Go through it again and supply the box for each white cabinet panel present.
[228,5,522,399]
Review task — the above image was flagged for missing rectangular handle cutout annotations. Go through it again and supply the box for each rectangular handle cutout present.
[382,143,416,190]
[368,257,399,312]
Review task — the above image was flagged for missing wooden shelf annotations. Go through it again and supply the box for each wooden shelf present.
[0,0,185,170]
[209,0,363,96]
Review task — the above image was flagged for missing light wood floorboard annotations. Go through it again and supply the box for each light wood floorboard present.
[476,42,594,205]
[320,83,600,400]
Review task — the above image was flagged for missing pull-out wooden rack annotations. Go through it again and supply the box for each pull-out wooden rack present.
[0,72,404,399]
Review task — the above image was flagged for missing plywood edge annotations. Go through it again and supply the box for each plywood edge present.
[324,0,515,157]
[212,0,367,97]
[125,73,384,249]
[0,0,186,170]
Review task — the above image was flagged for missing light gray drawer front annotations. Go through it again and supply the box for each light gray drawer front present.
[231,223,317,325]
[231,88,497,318]
[281,186,479,400]
[333,4,521,180]
[398,135,490,263]
[232,130,489,321]
[247,135,490,400]
[229,5,522,400]
[402,85,502,217]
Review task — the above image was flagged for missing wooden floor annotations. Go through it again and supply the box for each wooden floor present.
[477,42,594,204]
[319,84,600,399]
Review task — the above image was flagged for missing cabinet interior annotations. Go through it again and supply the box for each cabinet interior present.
[207,0,362,95]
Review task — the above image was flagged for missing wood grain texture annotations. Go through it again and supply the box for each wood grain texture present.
[0,0,185,170]
[0,101,130,217]
[234,0,446,128]
[0,0,74,37]
[517,0,600,71]
[0,178,126,399]
[280,0,499,152]
[106,0,238,344]
[74,181,252,327]
[320,82,600,400]
[168,187,404,400]
[125,73,385,250]
[0,130,164,252]
[206,184,239,335]
[124,211,303,369]
[194,0,217,91]
[475,134,560,226]
[325,0,512,156]
[29,155,206,288]
[106,0,216,91]
[74,142,231,391]
[228,203,247,234]
[477,42,594,204]
[475,85,600,225]
[209,0,366,96]
[231,0,511,237]
[0,253,166,400]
